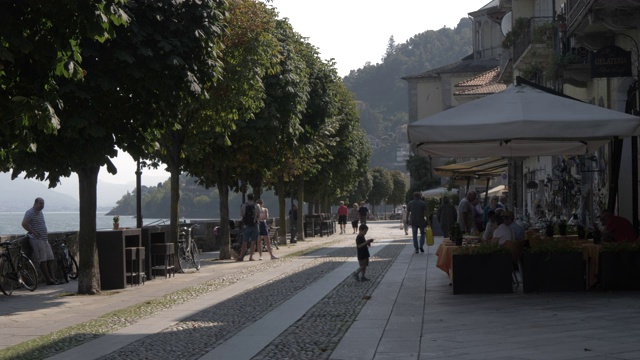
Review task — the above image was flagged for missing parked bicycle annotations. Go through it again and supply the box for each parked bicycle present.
[49,232,79,283]
[0,235,39,296]
[178,224,201,273]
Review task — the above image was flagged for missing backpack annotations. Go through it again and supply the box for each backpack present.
[242,203,257,226]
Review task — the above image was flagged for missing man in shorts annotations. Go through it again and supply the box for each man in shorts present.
[22,197,61,285]
[236,193,260,261]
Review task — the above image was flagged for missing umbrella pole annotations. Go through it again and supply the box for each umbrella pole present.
[483,177,490,206]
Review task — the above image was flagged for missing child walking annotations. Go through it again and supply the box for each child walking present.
[353,224,373,282]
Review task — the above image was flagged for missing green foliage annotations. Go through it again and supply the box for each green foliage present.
[343,19,472,168]
[601,242,640,252]
[368,167,394,209]
[502,17,528,48]
[527,238,581,254]
[387,171,407,208]
[454,243,510,255]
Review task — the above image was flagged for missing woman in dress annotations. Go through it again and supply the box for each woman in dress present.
[256,199,277,260]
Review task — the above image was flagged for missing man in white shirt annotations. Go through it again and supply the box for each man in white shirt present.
[491,211,515,245]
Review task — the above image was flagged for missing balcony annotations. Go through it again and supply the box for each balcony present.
[566,0,640,36]
[511,17,555,74]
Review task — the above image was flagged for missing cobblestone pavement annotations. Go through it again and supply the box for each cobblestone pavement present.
[97,239,406,359]
[0,220,408,359]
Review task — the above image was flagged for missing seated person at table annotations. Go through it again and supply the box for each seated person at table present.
[600,210,637,243]
[503,210,525,241]
[490,211,515,245]
[482,210,498,243]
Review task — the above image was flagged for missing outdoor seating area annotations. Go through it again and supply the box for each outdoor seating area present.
[436,233,640,294]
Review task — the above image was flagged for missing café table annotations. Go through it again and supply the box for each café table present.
[435,237,481,283]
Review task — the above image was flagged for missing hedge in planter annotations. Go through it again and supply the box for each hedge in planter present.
[600,242,640,291]
[452,244,513,294]
[523,239,585,293]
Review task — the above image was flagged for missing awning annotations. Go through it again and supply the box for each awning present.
[422,187,458,199]
[434,157,507,178]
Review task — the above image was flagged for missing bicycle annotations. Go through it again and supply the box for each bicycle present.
[49,232,79,283]
[0,235,39,295]
[177,224,201,273]
[261,226,279,251]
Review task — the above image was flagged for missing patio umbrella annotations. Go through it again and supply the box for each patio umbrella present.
[408,79,640,158]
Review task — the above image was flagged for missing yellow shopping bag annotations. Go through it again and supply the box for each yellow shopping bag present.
[426,225,434,246]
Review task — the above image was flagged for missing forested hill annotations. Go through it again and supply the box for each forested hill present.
[344,18,473,167]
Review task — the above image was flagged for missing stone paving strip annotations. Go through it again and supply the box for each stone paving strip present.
[89,239,405,360]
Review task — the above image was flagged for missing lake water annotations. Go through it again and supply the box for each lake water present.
[0,212,170,235]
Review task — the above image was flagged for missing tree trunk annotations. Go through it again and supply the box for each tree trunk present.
[217,168,231,260]
[277,175,287,244]
[77,165,101,295]
[169,166,180,245]
[297,175,304,241]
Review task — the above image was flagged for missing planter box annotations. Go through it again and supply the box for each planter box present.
[523,252,585,293]
[452,253,513,294]
[600,251,640,291]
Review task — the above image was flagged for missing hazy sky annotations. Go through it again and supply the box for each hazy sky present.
[99,0,488,185]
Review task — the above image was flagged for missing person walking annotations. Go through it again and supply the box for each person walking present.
[457,190,477,235]
[256,199,277,260]
[352,224,373,282]
[406,191,427,254]
[22,197,61,285]
[358,201,369,225]
[288,203,298,243]
[348,203,359,234]
[400,205,409,235]
[337,201,349,234]
[236,193,260,261]
[437,196,456,238]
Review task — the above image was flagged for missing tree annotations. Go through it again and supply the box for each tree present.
[0,1,128,170]
[388,170,407,209]
[368,167,393,214]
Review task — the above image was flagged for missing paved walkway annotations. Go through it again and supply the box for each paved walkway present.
[2,221,640,359]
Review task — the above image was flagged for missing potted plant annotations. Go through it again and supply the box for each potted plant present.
[449,223,463,246]
[452,244,513,294]
[523,238,585,293]
[113,215,120,230]
[599,242,640,290]
[557,219,568,236]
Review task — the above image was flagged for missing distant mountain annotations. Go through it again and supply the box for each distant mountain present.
[0,172,170,211]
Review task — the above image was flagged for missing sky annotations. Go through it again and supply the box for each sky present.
[97,0,489,186]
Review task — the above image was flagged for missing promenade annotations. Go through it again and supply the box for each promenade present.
[1,221,640,359]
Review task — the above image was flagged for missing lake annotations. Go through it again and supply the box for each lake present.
[0,211,170,236]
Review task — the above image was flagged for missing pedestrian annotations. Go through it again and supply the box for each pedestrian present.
[348,203,359,234]
[400,205,409,235]
[22,197,61,285]
[358,201,369,225]
[437,196,456,238]
[457,190,477,234]
[236,193,260,261]
[337,201,349,234]
[352,224,373,282]
[256,199,277,260]
[288,203,298,243]
[407,191,427,254]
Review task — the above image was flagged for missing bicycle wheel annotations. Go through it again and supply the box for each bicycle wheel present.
[0,255,14,295]
[190,241,200,270]
[271,236,279,250]
[177,242,191,273]
[67,254,79,280]
[17,255,38,291]
[59,256,70,283]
